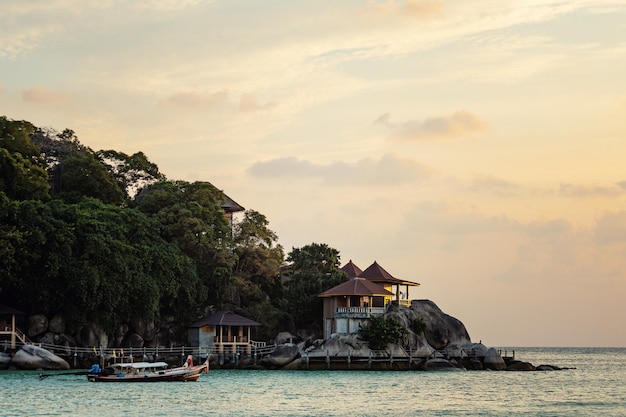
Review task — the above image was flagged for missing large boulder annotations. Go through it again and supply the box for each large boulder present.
[262,344,300,367]
[484,347,506,370]
[409,300,471,349]
[28,314,48,338]
[424,358,463,371]
[48,315,66,334]
[80,321,109,349]
[11,345,70,370]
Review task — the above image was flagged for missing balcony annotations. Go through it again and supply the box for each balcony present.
[334,306,386,319]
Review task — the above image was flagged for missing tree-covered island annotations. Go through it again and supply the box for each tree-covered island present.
[1,116,564,372]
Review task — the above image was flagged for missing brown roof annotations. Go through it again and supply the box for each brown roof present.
[188,310,261,328]
[360,261,420,286]
[221,194,245,213]
[0,304,23,315]
[340,260,363,279]
[318,277,393,298]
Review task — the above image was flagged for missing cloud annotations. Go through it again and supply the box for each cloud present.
[239,93,277,113]
[470,174,521,197]
[21,86,71,105]
[557,182,626,198]
[165,90,230,108]
[595,210,626,245]
[361,0,445,21]
[376,110,488,141]
[247,153,431,186]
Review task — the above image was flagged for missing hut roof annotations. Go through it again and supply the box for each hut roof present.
[188,310,261,328]
[318,277,393,298]
[340,260,363,279]
[360,261,420,287]
[0,304,23,315]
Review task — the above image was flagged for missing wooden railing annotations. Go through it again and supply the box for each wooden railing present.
[334,306,385,318]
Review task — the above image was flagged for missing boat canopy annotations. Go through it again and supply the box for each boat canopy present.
[113,362,169,369]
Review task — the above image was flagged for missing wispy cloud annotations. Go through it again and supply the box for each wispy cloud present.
[557,182,626,197]
[361,0,445,21]
[375,110,488,141]
[470,174,521,197]
[165,90,230,108]
[21,86,71,105]
[247,153,431,186]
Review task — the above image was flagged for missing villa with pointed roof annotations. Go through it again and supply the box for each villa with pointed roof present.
[319,260,420,339]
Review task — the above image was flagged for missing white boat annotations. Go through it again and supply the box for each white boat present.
[87,355,208,382]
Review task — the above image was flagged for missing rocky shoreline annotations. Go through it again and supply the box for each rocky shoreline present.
[1,300,571,372]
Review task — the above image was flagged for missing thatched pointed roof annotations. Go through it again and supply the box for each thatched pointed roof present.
[360,261,420,287]
[340,260,363,279]
[318,277,393,298]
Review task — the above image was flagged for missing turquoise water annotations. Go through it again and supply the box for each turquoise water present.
[1,348,625,416]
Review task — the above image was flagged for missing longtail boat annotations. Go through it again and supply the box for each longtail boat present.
[87,355,208,382]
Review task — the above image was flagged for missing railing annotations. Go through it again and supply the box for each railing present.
[334,306,385,318]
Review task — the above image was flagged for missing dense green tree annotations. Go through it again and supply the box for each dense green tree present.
[0,195,202,334]
[136,181,236,306]
[56,152,125,204]
[232,210,285,338]
[358,315,409,351]
[282,243,346,331]
[0,149,50,201]
[0,116,40,158]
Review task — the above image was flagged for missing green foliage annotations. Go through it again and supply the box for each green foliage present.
[136,180,237,306]
[358,315,409,351]
[0,195,202,334]
[412,317,427,334]
[282,243,346,330]
[57,152,125,204]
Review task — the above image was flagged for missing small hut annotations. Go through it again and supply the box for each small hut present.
[188,310,262,354]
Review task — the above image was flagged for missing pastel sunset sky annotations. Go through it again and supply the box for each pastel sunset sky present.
[2,0,625,347]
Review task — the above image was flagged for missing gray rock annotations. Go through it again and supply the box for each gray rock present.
[275,331,297,345]
[409,300,471,349]
[506,361,535,371]
[28,314,48,338]
[11,345,70,370]
[262,343,300,367]
[424,358,462,371]
[0,352,11,369]
[80,321,109,349]
[484,348,506,370]
[48,315,65,334]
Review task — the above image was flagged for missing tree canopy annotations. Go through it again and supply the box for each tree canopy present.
[0,115,348,344]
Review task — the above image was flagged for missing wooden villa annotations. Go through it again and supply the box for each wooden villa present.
[187,310,265,355]
[318,261,421,338]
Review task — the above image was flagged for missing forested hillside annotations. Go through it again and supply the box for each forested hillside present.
[0,116,345,345]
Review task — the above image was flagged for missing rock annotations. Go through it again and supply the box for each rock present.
[536,364,562,371]
[424,358,462,371]
[484,348,506,370]
[124,332,144,349]
[0,352,11,369]
[275,331,298,345]
[28,314,48,338]
[80,321,109,349]
[409,300,471,349]
[11,345,70,370]
[262,344,300,367]
[48,315,66,334]
[506,361,535,371]
[462,342,489,358]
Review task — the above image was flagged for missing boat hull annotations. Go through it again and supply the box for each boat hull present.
[87,363,208,382]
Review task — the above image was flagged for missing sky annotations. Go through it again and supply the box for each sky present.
[2,0,626,347]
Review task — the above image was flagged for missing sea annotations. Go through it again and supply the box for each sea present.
[1,347,625,416]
